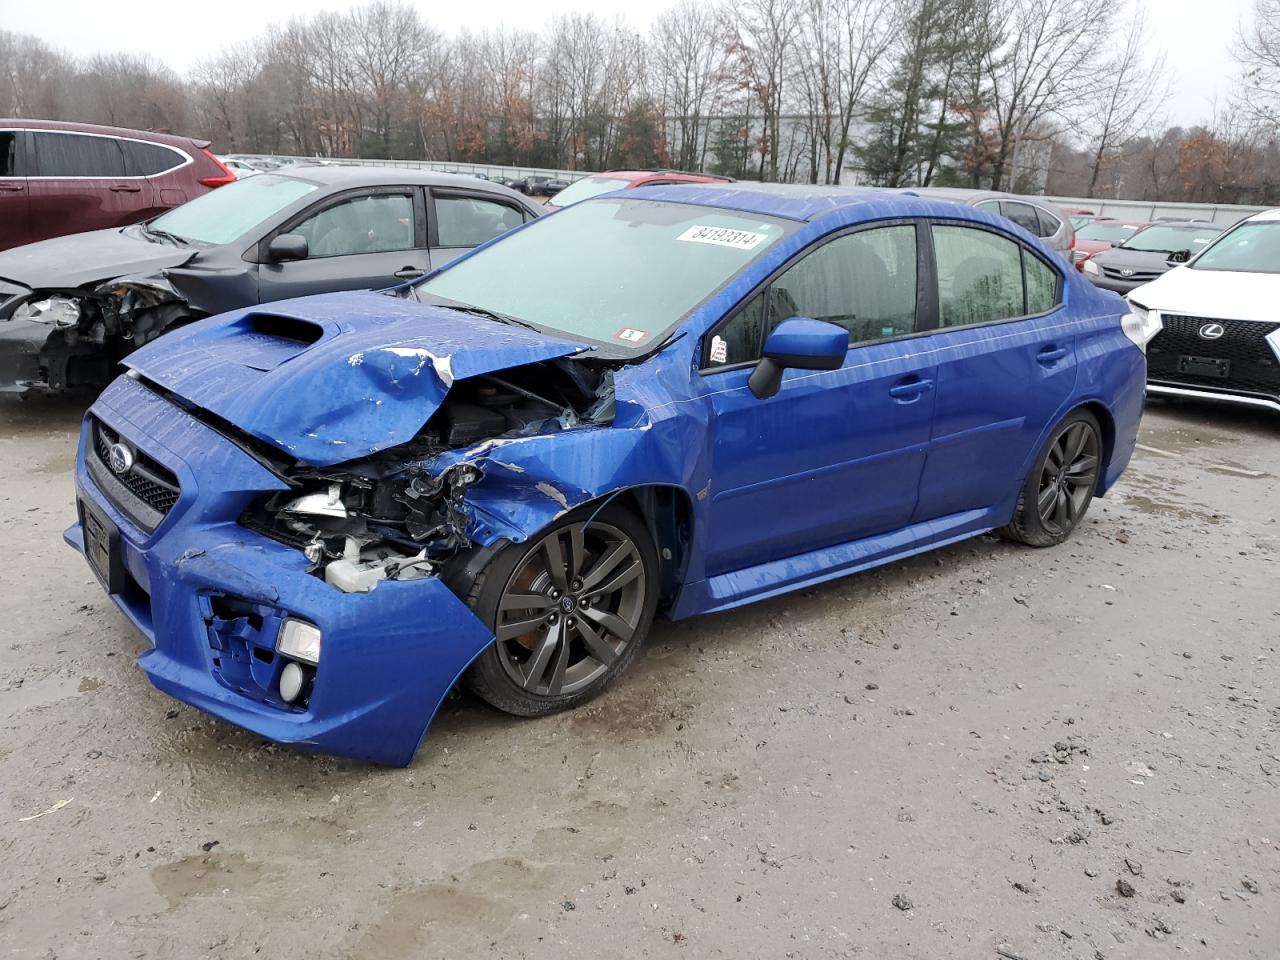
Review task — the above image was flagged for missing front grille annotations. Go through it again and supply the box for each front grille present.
[89,417,181,529]
[1102,265,1161,282]
[1148,314,1280,399]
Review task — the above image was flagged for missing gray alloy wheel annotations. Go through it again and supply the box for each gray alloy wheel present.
[1036,419,1100,535]
[464,505,658,716]
[1000,409,1102,547]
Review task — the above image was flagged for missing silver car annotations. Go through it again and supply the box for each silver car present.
[894,187,1074,261]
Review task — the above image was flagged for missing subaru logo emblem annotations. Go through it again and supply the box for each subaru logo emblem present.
[1198,322,1225,340]
[1120,268,1135,278]
[108,443,134,475]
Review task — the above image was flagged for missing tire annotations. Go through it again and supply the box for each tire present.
[463,503,659,717]
[999,409,1102,547]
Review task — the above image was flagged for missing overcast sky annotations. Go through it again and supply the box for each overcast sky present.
[6,0,1255,127]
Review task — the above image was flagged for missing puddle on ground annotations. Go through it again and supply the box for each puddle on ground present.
[1122,493,1226,525]
[149,851,269,909]
[77,676,101,692]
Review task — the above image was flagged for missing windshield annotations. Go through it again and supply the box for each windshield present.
[415,197,791,352]
[1190,220,1280,273]
[149,174,319,245]
[551,176,631,207]
[1076,221,1143,243]
[1120,224,1221,253]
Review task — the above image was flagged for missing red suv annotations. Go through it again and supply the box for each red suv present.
[545,169,734,211]
[0,119,235,251]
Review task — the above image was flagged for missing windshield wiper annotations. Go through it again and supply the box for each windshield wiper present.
[436,301,543,333]
[142,224,188,246]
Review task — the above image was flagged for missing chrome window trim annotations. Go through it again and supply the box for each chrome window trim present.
[23,128,193,180]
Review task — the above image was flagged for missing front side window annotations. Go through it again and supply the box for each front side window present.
[706,225,919,368]
[1190,220,1280,274]
[294,193,415,257]
[0,133,16,177]
[415,198,791,353]
[33,132,125,178]
[435,195,524,247]
[150,173,318,245]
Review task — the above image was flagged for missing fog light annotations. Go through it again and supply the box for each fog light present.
[279,661,308,703]
[276,618,322,664]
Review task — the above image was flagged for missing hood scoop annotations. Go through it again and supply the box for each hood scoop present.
[123,290,586,465]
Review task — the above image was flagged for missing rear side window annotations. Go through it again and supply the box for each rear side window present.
[934,225,1061,327]
[1034,206,1061,239]
[121,140,186,177]
[33,132,126,177]
[435,195,525,247]
[0,133,16,177]
[1002,201,1041,235]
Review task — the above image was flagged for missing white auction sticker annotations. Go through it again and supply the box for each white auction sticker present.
[615,327,648,343]
[677,225,769,250]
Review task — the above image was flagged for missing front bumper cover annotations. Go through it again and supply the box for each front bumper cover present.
[67,375,497,766]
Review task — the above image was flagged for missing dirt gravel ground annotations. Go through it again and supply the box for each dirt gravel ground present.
[1,395,1276,960]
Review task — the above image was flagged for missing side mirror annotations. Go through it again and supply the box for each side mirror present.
[267,233,308,262]
[747,317,847,399]
[1167,249,1192,264]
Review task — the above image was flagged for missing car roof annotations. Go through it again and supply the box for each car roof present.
[1245,208,1280,222]
[621,181,1007,224]
[0,117,206,149]
[264,163,530,194]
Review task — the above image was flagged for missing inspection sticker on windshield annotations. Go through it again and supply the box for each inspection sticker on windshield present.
[615,327,648,343]
[677,225,769,250]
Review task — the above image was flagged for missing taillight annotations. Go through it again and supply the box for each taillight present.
[199,149,236,188]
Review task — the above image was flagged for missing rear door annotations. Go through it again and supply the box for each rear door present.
[27,130,142,242]
[256,187,428,303]
[428,189,533,269]
[911,221,1076,522]
[120,138,191,214]
[700,221,937,575]
[0,130,29,251]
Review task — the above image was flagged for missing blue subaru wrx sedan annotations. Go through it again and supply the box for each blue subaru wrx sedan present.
[66,185,1155,765]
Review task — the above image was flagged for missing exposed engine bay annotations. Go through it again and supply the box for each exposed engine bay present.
[238,358,616,593]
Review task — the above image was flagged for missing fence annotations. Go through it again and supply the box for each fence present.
[229,154,1271,223]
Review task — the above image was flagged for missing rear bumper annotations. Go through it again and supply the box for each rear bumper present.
[68,375,496,766]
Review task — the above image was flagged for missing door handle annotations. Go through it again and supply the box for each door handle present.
[888,376,934,400]
[393,267,424,279]
[1037,345,1068,365]
[0,183,23,192]
[109,184,141,193]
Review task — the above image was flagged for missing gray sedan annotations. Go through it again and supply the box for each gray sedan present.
[0,165,542,393]
[1081,221,1224,294]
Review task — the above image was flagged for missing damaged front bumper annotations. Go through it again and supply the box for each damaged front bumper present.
[0,318,50,394]
[65,375,497,766]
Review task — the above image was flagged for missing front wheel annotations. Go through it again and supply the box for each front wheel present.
[1000,410,1102,547]
[464,504,659,716]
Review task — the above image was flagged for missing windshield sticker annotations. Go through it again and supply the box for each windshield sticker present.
[677,225,770,250]
[615,327,648,343]
[709,335,729,364]
[1193,238,1211,244]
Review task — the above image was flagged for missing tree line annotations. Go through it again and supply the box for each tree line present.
[3,0,1280,203]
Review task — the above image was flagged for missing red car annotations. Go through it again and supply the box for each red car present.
[1070,217,1149,271]
[545,169,734,211]
[0,119,235,251]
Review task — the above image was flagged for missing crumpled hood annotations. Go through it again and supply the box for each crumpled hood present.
[124,290,588,465]
[0,225,194,292]
[1130,265,1280,324]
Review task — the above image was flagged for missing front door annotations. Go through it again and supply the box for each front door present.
[27,130,140,242]
[700,222,937,576]
[257,188,428,304]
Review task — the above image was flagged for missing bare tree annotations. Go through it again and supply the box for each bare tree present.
[651,2,729,171]
[1084,8,1170,196]
[726,0,801,180]
[1236,0,1280,125]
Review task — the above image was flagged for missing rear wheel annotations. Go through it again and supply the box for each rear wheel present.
[464,504,658,716]
[1000,410,1102,547]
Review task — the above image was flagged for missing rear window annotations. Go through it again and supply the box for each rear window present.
[33,132,126,178]
[122,140,187,177]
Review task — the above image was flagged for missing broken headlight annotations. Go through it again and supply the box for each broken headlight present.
[15,295,82,327]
